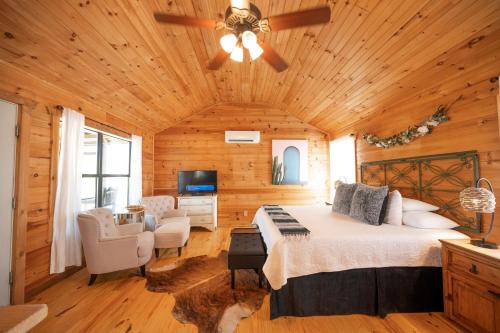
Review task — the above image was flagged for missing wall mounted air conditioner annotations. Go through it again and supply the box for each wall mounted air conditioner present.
[225,131,260,144]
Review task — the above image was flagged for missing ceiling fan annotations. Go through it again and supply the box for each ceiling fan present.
[154,0,331,72]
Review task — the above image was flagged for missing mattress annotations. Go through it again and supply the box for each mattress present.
[252,205,469,290]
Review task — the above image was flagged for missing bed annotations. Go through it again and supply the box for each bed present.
[253,151,480,319]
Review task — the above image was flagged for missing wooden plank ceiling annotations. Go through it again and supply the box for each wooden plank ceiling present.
[1,0,499,134]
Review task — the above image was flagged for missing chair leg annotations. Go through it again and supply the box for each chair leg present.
[140,265,146,277]
[231,269,235,289]
[155,248,160,258]
[258,269,263,288]
[184,240,188,247]
[178,247,182,256]
[88,274,98,286]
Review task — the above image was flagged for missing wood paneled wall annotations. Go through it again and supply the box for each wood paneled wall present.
[154,104,330,226]
[341,78,500,243]
[0,65,154,298]
[329,10,500,243]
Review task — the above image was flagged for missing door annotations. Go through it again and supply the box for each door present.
[450,273,500,333]
[0,99,17,305]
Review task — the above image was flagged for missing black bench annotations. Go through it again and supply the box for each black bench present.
[228,228,267,289]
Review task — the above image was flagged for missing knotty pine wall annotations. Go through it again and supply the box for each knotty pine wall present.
[154,104,330,226]
[0,64,154,298]
[341,78,500,243]
[330,16,500,243]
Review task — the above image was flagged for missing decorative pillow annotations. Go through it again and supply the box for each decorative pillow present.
[349,184,389,225]
[384,190,403,226]
[332,183,358,215]
[403,211,459,229]
[402,198,439,212]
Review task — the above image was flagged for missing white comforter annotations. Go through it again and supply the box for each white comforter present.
[253,205,469,290]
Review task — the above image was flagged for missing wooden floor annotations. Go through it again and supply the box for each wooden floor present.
[28,227,465,333]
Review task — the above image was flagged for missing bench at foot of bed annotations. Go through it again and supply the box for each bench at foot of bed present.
[228,229,267,289]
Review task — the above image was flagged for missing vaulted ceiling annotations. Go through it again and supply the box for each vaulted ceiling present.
[1,0,499,134]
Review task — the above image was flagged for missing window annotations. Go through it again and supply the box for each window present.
[81,128,131,210]
[330,135,356,200]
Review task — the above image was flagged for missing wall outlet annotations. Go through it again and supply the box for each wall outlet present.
[243,210,248,217]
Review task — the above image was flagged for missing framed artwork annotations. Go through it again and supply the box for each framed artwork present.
[272,140,308,185]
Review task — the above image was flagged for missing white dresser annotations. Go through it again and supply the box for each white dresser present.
[177,194,217,231]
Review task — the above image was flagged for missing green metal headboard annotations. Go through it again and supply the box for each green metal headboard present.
[360,151,480,233]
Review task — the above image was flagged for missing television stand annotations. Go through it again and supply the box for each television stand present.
[177,194,217,231]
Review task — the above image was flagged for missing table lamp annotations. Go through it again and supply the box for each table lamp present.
[459,177,497,249]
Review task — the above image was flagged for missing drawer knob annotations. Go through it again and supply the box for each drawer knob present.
[469,264,478,274]
[488,290,500,299]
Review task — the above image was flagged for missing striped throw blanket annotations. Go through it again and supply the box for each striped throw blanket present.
[263,205,310,240]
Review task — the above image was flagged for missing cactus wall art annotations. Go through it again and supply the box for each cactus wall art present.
[271,140,308,185]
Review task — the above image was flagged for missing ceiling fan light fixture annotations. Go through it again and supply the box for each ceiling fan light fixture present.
[241,30,257,49]
[249,42,263,60]
[220,33,238,53]
[230,44,244,62]
[231,0,250,18]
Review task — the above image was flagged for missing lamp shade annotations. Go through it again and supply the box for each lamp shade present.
[242,31,257,49]
[460,186,496,213]
[230,45,244,62]
[248,42,263,60]
[220,34,238,53]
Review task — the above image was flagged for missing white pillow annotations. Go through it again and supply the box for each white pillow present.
[384,190,403,226]
[403,211,459,229]
[402,198,439,212]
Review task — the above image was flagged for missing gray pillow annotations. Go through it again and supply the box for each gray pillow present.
[332,183,358,215]
[349,184,389,225]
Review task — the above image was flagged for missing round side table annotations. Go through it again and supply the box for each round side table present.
[113,207,146,230]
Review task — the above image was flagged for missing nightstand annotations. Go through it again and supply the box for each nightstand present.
[440,239,500,333]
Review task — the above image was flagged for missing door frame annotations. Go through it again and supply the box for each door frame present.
[0,90,36,304]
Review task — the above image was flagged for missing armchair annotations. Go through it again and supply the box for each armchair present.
[140,196,189,230]
[140,196,191,258]
[78,208,154,285]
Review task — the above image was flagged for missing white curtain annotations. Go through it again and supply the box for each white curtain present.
[330,135,356,201]
[50,108,84,274]
[128,135,142,205]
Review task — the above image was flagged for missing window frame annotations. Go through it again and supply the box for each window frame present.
[82,127,132,208]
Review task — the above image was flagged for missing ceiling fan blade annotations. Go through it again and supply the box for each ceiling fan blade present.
[207,49,230,70]
[154,12,217,29]
[261,42,288,72]
[267,6,331,31]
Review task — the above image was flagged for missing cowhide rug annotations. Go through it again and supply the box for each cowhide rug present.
[146,251,267,333]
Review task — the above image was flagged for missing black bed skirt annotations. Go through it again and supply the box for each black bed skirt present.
[270,267,443,319]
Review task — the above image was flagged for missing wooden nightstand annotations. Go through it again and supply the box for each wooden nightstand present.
[440,239,500,333]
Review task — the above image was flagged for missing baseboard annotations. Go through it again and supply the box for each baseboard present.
[25,266,83,302]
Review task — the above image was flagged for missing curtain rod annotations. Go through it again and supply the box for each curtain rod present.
[56,104,132,137]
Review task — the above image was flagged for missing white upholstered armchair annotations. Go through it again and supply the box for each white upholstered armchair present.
[140,195,188,230]
[78,208,154,285]
[140,196,190,258]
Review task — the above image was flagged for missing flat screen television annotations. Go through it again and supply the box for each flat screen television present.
[178,170,217,195]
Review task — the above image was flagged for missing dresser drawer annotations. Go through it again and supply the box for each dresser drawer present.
[190,215,213,225]
[179,197,213,206]
[448,250,500,286]
[182,205,212,215]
